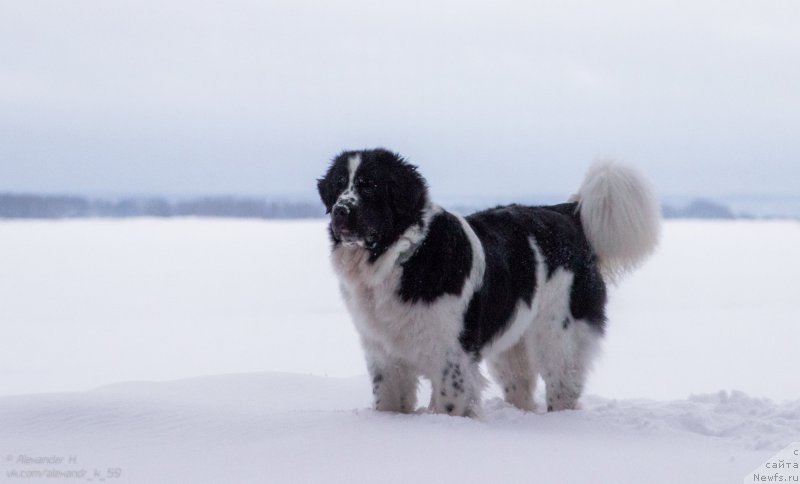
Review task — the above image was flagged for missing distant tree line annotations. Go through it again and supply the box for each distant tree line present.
[661,199,736,219]
[454,199,740,220]
[0,193,743,220]
[0,194,324,219]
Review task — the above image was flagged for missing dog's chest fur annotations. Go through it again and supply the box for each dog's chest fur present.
[330,212,483,374]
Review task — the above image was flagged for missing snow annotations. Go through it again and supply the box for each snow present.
[2,374,798,484]
[1,218,798,483]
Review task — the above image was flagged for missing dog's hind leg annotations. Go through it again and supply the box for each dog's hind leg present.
[486,339,537,411]
[534,317,602,412]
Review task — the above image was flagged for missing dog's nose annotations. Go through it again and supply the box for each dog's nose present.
[332,205,349,230]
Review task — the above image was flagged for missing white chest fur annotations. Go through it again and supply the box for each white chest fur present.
[329,209,485,376]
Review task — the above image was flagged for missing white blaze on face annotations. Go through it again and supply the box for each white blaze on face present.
[335,154,361,210]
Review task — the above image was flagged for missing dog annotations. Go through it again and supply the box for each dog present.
[317,148,660,416]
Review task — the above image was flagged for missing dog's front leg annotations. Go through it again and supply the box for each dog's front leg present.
[430,350,483,417]
[363,342,418,413]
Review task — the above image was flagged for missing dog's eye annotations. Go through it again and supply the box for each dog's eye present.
[357,179,377,196]
[336,175,348,188]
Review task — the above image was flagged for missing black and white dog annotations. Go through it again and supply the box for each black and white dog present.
[317,149,660,416]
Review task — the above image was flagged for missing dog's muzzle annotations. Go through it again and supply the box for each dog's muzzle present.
[331,205,352,238]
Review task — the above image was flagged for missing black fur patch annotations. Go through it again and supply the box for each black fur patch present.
[399,212,472,304]
[459,205,537,353]
[459,203,606,354]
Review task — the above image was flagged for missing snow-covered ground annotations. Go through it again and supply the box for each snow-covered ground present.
[1,218,798,483]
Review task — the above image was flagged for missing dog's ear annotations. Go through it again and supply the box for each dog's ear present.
[317,175,334,214]
[388,161,427,224]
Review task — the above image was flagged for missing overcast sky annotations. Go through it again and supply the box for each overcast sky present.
[1,0,798,200]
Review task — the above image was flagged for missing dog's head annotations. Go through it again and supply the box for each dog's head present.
[317,149,428,255]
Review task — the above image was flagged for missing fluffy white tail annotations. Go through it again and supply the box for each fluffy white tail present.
[574,160,661,281]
